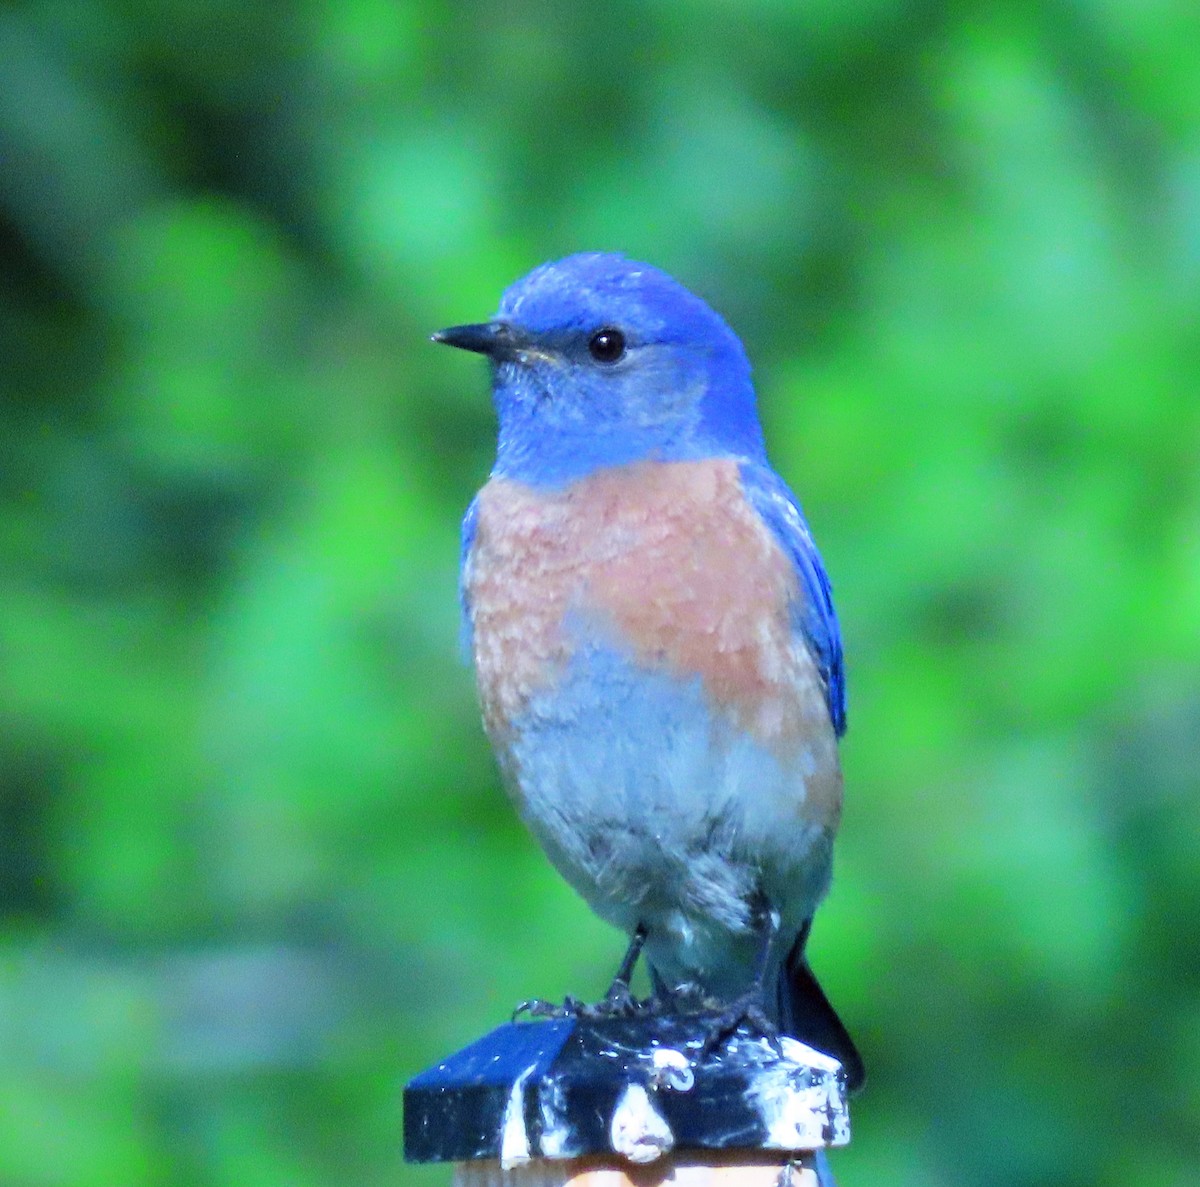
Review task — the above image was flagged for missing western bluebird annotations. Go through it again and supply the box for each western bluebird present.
[435,253,862,1089]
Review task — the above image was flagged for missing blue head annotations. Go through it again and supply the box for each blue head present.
[434,253,767,486]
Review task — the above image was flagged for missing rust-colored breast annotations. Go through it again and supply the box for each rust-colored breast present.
[466,459,826,752]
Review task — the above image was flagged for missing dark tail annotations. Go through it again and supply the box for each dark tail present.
[777,922,865,1092]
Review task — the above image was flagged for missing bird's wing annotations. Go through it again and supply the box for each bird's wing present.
[458,493,481,659]
[739,461,846,736]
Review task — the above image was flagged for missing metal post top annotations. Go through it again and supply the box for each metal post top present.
[404,1013,850,1168]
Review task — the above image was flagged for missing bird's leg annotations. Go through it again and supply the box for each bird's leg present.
[749,895,781,990]
[516,927,650,1022]
[701,890,784,1055]
[646,964,678,1014]
[600,924,647,1013]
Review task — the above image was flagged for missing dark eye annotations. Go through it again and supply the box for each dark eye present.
[588,327,626,364]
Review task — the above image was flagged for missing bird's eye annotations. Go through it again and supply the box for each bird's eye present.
[588,327,626,364]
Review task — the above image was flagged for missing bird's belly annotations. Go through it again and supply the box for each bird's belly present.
[499,638,838,994]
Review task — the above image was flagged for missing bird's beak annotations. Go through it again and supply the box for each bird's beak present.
[431,321,522,360]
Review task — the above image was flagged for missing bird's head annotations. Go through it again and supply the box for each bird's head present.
[434,253,766,486]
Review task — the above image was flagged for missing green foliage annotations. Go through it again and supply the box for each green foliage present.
[1,2,1197,1183]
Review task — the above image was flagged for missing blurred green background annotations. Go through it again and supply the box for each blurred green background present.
[1,1,1198,1184]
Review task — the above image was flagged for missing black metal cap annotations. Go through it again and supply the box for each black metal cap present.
[404,1013,850,1166]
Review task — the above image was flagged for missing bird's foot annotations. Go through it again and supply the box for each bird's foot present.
[512,994,588,1021]
[593,978,648,1018]
[578,994,653,1020]
[640,981,726,1022]
[699,989,783,1059]
[513,989,653,1022]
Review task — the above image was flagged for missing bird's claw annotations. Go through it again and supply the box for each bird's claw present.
[512,994,587,1022]
[597,979,645,1017]
[699,991,784,1059]
[512,988,654,1023]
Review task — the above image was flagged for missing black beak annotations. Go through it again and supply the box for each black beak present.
[431,321,520,359]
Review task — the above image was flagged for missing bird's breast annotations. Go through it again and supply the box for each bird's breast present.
[466,458,829,758]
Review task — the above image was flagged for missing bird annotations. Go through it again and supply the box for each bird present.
[434,252,863,1090]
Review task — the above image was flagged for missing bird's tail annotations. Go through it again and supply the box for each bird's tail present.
[777,923,865,1092]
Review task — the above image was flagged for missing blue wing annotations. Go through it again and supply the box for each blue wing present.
[739,461,846,736]
[458,494,480,660]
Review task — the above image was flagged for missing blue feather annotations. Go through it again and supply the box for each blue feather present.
[459,494,480,659]
[739,461,846,737]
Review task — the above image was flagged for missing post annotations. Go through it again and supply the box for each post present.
[453,1149,823,1187]
[405,1013,850,1187]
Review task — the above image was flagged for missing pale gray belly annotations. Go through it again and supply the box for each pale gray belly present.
[494,641,836,996]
